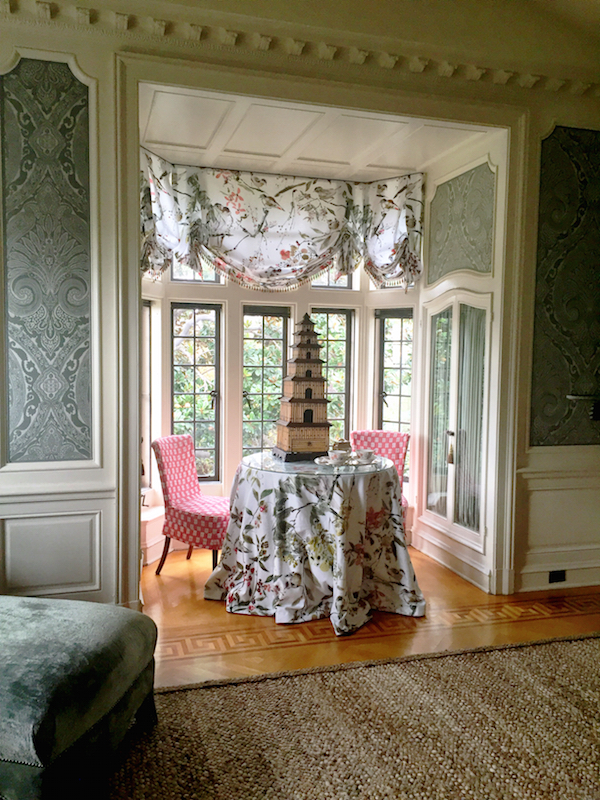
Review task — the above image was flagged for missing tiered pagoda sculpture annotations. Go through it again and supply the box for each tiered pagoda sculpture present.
[273,313,331,462]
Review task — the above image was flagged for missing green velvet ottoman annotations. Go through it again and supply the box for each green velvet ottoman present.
[0,596,158,800]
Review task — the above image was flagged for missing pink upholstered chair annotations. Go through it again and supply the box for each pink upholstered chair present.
[350,430,410,521]
[151,434,229,575]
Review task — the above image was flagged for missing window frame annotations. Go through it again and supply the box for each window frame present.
[170,301,222,482]
[242,305,290,457]
[310,307,354,442]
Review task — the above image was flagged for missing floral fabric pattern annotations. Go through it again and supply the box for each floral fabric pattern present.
[140,148,423,291]
[204,455,426,635]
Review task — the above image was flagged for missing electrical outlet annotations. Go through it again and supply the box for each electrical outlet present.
[549,569,566,584]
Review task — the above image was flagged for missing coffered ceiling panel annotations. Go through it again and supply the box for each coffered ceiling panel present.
[224,104,323,158]
[143,91,233,150]
[297,115,407,165]
[139,84,498,180]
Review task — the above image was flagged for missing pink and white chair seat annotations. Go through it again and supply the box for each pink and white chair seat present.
[151,434,229,575]
[350,429,410,522]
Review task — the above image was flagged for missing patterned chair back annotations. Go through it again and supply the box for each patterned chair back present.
[350,430,410,484]
[151,434,201,507]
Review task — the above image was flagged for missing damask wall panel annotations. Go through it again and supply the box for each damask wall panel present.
[1,58,92,461]
[427,162,495,284]
[530,126,600,447]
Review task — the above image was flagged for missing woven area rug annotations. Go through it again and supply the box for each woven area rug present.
[110,634,600,800]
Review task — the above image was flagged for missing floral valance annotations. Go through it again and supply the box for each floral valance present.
[141,148,424,291]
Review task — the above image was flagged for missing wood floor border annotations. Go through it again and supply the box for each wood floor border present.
[155,591,600,662]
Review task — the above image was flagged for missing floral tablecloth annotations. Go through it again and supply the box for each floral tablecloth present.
[204,453,426,635]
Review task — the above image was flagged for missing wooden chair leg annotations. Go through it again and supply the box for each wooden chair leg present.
[155,536,171,575]
[186,545,193,560]
[212,550,219,570]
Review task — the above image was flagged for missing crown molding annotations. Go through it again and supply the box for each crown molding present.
[2,0,599,99]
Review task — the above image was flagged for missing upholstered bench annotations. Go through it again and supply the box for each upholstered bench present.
[0,595,158,800]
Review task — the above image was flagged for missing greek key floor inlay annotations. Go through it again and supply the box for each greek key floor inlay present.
[156,592,600,662]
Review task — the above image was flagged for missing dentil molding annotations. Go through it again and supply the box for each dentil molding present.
[1,0,599,99]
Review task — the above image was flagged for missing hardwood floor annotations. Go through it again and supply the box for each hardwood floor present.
[141,548,600,688]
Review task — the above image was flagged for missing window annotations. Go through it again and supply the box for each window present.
[376,308,413,477]
[242,306,289,456]
[311,309,353,441]
[312,265,352,289]
[171,255,221,283]
[171,303,221,480]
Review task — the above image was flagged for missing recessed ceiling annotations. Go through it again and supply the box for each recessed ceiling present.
[139,84,497,181]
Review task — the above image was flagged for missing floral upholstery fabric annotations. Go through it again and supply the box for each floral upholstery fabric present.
[350,430,410,517]
[151,434,228,550]
[204,453,425,636]
[140,148,424,291]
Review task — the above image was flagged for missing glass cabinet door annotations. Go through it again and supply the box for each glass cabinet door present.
[426,302,486,534]
[427,307,452,517]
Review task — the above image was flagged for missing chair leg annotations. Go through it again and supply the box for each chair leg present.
[186,545,193,560]
[212,549,219,570]
[155,536,171,575]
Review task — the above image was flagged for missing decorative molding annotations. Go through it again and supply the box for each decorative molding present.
[348,46,368,65]
[316,42,337,61]
[464,64,486,81]
[248,32,271,51]
[378,52,398,69]
[75,6,91,25]
[437,61,457,78]
[284,37,306,56]
[114,12,129,31]
[1,1,599,97]
[35,1,51,19]
[570,80,592,95]
[188,23,203,41]
[544,77,566,92]
[216,27,238,46]
[492,70,513,85]
[408,56,428,73]
[517,73,540,89]
[150,18,167,37]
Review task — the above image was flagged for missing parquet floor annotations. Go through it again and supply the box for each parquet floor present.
[141,548,600,688]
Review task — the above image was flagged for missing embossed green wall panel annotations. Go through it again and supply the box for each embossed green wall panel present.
[530,126,600,446]
[1,58,92,461]
[428,162,495,284]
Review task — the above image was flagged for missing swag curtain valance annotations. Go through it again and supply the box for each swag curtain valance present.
[140,148,424,292]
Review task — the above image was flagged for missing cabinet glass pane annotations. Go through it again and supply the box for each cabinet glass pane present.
[427,308,452,516]
[455,305,486,532]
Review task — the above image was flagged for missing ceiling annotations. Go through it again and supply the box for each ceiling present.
[139,84,497,181]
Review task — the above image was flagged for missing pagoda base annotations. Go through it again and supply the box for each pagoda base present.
[272,447,328,463]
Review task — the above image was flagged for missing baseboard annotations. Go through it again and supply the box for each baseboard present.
[516,543,600,592]
[411,528,489,593]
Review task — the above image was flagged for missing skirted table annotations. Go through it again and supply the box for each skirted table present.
[204,452,426,635]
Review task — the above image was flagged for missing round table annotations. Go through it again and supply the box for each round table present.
[204,452,426,635]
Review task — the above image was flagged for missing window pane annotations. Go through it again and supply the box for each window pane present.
[172,303,221,480]
[173,338,194,365]
[427,308,452,516]
[172,256,220,284]
[173,366,194,393]
[312,308,353,441]
[312,265,350,288]
[377,310,413,479]
[242,308,288,455]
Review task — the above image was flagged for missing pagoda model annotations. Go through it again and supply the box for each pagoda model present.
[273,313,331,462]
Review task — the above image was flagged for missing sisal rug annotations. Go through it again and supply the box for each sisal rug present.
[110,634,600,800]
